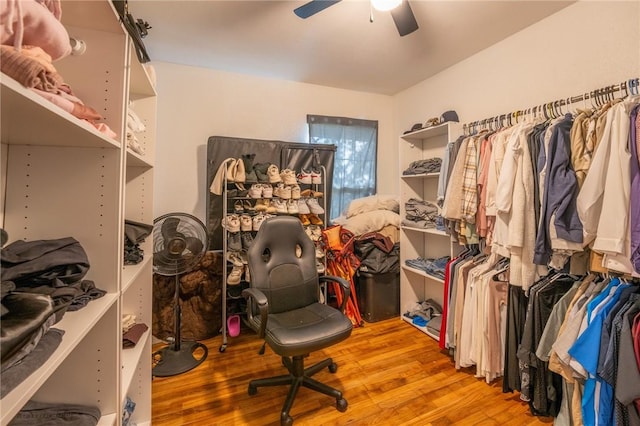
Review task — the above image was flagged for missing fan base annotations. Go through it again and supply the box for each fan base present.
[152,341,208,377]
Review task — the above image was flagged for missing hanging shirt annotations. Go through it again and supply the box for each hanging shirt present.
[534,114,583,266]
[630,104,640,273]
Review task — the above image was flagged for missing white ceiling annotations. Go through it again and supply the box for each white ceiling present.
[129,0,574,95]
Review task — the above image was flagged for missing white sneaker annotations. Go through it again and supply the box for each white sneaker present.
[252,214,266,231]
[248,184,263,199]
[261,183,273,198]
[274,183,291,199]
[287,199,299,214]
[306,197,325,214]
[297,199,311,214]
[297,169,312,184]
[280,169,298,185]
[222,214,240,232]
[290,185,301,199]
[273,199,287,214]
[267,164,282,183]
[240,214,252,232]
[310,169,322,185]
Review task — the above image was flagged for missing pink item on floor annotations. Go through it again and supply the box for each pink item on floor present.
[227,314,241,337]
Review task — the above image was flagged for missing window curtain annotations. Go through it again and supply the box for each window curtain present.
[307,115,377,220]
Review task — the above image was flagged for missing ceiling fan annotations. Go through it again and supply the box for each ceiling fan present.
[294,0,419,37]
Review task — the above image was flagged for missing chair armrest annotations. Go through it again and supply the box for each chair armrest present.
[242,287,268,338]
[319,275,351,313]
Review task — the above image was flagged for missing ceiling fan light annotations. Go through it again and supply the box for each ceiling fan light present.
[371,0,402,12]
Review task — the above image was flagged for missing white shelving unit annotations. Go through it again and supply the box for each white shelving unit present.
[0,2,156,425]
[398,123,461,340]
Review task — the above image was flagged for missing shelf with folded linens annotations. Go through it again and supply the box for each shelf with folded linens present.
[399,122,462,342]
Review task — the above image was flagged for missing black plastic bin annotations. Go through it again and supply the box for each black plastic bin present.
[356,270,400,323]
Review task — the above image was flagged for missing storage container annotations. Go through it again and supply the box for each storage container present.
[356,271,400,323]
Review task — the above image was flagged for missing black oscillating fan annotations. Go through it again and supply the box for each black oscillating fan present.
[152,213,208,377]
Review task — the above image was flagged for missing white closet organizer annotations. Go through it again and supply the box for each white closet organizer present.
[0,1,156,425]
[398,123,461,340]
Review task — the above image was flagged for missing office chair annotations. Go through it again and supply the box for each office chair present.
[242,215,353,425]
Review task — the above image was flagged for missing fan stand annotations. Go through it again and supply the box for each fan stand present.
[152,274,208,377]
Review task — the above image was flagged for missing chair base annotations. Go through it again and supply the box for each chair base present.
[247,355,348,425]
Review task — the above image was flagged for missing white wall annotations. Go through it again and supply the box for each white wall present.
[390,1,640,191]
[153,1,639,220]
[152,63,394,220]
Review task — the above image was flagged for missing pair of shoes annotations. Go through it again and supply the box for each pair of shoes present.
[271,199,288,214]
[300,189,323,198]
[299,213,322,226]
[297,169,322,185]
[297,199,311,214]
[299,214,310,226]
[273,199,299,214]
[254,199,278,213]
[227,314,240,337]
[273,184,291,199]
[223,214,240,232]
[248,184,273,199]
[253,213,272,231]
[280,169,297,185]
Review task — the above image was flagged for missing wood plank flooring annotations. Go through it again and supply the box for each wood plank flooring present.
[152,317,554,425]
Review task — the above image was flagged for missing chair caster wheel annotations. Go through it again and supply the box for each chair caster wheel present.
[336,398,348,412]
[280,413,293,425]
[328,362,338,373]
[248,384,257,396]
[219,345,226,353]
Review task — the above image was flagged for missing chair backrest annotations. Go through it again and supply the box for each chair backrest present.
[247,216,319,314]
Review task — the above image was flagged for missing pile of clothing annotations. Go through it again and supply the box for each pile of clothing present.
[1,235,105,398]
[1,0,116,139]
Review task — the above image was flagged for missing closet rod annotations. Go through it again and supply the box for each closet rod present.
[463,77,639,135]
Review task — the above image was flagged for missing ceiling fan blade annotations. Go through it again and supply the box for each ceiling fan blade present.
[185,237,203,256]
[294,0,342,19]
[390,0,419,37]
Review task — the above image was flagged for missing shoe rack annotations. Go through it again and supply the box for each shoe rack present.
[218,164,328,352]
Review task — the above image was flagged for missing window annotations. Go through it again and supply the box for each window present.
[307,115,377,220]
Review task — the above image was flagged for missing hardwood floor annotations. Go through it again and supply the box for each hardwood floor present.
[152,317,554,425]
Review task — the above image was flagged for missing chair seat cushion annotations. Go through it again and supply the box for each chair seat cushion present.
[264,303,353,357]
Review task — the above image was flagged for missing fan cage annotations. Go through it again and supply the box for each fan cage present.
[153,213,208,276]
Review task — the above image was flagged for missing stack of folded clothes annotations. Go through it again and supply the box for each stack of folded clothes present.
[402,198,440,229]
[404,256,450,280]
[402,158,442,175]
